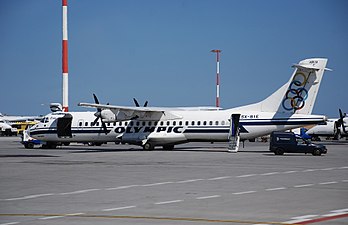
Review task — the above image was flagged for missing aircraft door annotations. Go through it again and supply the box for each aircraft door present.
[57,114,73,138]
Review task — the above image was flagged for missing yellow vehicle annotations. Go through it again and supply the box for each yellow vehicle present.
[11,121,38,135]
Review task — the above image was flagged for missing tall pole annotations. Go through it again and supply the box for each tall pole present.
[211,49,221,108]
[62,0,69,112]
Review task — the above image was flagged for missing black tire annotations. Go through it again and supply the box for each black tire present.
[313,149,321,156]
[162,145,174,150]
[42,142,57,149]
[25,143,34,149]
[143,142,154,150]
[275,148,284,155]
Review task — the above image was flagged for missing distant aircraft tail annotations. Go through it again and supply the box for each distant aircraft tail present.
[235,58,329,115]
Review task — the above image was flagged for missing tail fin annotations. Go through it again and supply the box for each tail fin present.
[235,58,329,114]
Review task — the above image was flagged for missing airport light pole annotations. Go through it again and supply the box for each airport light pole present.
[211,49,221,108]
[62,0,69,112]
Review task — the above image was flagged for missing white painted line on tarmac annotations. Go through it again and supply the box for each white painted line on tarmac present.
[65,212,85,216]
[284,215,318,224]
[4,193,54,201]
[320,167,334,171]
[196,195,221,200]
[141,182,174,187]
[265,187,287,191]
[105,185,139,190]
[39,215,65,220]
[0,222,20,225]
[260,172,279,176]
[321,212,348,217]
[155,200,183,205]
[294,184,314,188]
[58,189,99,195]
[207,176,231,180]
[282,170,298,174]
[331,208,348,213]
[236,174,257,178]
[319,181,338,185]
[176,179,204,183]
[102,206,136,211]
[233,191,257,195]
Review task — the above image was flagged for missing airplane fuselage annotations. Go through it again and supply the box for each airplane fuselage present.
[29,110,325,148]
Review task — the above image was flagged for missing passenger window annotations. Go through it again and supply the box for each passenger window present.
[221,121,225,125]
[142,121,146,126]
[215,121,219,125]
[191,121,195,126]
[118,122,121,126]
[209,121,213,125]
[185,121,189,126]
[154,121,158,126]
[173,121,176,126]
[179,121,183,126]
[203,121,207,126]
[136,121,140,126]
[160,121,164,126]
[79,122,83,127]
[125,122,128,126]
[96,122,99,126]
[197,121,201,126]
[85,122,88,126]
[130,121,134,126]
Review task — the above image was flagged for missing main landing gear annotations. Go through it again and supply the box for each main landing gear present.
[142,143,175,150]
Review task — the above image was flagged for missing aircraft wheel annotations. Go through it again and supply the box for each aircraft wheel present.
[143,142,154,150]
[163,145,174,150]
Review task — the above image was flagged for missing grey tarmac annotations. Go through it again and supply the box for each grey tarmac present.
[0,136,347,225]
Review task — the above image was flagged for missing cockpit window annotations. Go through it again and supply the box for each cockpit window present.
[40,117,49,123]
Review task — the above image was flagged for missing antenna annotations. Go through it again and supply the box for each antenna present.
[62,0,69,112]
[211,49,221,107]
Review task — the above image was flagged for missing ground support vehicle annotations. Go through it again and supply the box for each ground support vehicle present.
[270,131,327,156]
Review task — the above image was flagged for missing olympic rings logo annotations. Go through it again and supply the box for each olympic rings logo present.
[282,72,309,112]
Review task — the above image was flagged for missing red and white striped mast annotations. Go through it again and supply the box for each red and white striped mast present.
[62,0,69,112]
[211,49,221,108]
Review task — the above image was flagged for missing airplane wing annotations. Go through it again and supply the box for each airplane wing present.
[78,103,182,121]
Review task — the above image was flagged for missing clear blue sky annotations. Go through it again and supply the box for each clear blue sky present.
[0,0,347,117]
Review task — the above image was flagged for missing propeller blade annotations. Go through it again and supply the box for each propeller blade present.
[340,109,347,133]
[91,94,108,134]
[144,101,148,107]
[92,116,99,126]
[133,98,140,107]
[93,93,100,104]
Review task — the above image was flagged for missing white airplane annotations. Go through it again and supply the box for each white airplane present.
[306,109,347,140]
[28,58,329,151]
[0,119,18,136]
[0,113,42,123]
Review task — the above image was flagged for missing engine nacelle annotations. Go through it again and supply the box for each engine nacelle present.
[101,109,116,122]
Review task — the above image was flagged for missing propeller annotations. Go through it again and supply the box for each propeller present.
[133,98,148,107]
[92,94,108,134]
[337,108,347,133]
